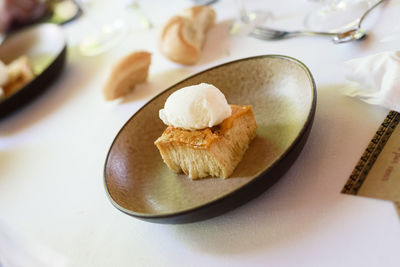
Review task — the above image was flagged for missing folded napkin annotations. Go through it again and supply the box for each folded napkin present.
[343,50,400,112]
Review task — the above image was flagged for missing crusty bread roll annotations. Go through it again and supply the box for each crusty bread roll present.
[155,105,257,179]
[159,6,216,65]
[103,51,151,101]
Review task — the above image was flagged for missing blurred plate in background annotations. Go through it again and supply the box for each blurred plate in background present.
[0,23,67,119]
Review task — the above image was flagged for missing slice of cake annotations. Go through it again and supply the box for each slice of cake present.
[154,83,257,179]
[155,104,256,179]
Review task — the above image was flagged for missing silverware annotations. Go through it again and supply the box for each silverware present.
[249,0,386,43]
[250,27,338,40]
[191,0,219,5]
[332,0,386,43]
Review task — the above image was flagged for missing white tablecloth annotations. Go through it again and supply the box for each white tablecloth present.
[1,0,399,266]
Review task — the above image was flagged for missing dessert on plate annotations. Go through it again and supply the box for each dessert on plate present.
[154,83,257,179]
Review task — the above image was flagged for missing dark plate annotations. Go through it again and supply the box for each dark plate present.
[45,0,82,25]
[0,23,67,119]
[104,55,317,224]
[7,0,81,31]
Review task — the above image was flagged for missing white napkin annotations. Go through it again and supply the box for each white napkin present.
[343,50,400,112]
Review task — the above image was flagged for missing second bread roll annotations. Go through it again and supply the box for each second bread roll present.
[159,6,216,65]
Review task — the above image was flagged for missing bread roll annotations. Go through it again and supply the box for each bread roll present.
[103,51,151,101]
[159,6,216,65]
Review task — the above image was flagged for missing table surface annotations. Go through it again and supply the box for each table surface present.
[1,0,399,266]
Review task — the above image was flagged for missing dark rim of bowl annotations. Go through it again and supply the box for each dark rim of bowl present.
[103,54,317,221]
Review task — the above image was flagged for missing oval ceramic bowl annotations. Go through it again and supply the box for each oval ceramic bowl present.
[0,23,66,119]
[104,55,317,224]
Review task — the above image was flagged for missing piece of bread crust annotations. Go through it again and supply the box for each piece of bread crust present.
[159,6,216,65]
[3,56,35,97]
[103,51,151,101]
[154,105,257,179]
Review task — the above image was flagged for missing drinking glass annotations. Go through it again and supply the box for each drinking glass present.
[304,0,376,32]
[231,0,273,35]
[77,0,128,56]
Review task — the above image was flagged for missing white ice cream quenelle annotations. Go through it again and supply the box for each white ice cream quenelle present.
[159,83,232,130]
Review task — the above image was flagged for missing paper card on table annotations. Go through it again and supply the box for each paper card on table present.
[342,111,400,218]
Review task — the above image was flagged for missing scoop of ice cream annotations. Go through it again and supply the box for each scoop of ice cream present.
[159,83,232,130]
[0,61,8,87]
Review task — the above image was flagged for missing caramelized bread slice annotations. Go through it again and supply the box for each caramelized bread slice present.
[3,56,35,97]
[154,105,257,179]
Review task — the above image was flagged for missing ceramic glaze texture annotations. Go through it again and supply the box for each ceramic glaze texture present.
[104,55,316,221]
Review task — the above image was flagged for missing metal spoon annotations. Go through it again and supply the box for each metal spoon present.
[249,0,386,43]
[332,0,386,43]
[332,28,367,43]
